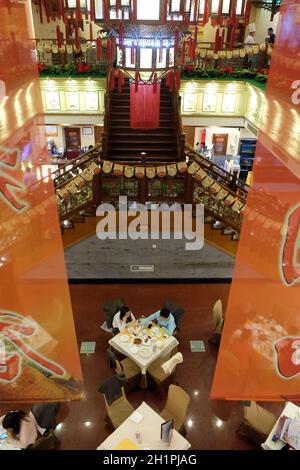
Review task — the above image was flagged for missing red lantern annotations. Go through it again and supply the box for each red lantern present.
[74,22,80,50]
[217,0,223,25]
[244,0,252,25]
[229,27,235,50]
[38,0,43,23]
[203,0,209,26]
[97,37,102,60]
[45,0,50,23]
[231,0,236,25]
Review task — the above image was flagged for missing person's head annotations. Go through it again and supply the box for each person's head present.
[196,142,199,146]
[159,308,170,321]
[120,306,131,321]
[250,31,255,37]
[268,27,273,36]
[2,410,27,437]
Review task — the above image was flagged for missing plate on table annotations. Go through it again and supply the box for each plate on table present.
[151,326,160,334]
[129,345,139,354]
[140,347,152,358]
[132,337,143,346]
[120,335,130,343]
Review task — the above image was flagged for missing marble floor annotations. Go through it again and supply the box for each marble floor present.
[0,283,259,450]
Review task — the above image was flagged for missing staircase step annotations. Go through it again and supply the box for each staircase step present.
[109,140,176,146]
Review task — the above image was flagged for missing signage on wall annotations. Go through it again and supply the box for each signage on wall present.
[212,1,300,401]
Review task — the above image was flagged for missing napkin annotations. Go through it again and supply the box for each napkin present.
[130,411,144,424]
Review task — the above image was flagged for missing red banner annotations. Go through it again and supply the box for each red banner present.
[211,1,300,401]
[0,1,84,402]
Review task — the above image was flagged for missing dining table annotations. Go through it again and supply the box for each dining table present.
[108,321,179,388]
[97,401,191,450]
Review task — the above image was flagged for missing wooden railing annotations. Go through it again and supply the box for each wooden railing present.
[173,92,186,161]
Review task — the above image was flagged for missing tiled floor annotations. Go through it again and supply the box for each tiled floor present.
[0,283,258,450]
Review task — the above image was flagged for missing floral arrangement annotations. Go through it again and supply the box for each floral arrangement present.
[181,66,268,84]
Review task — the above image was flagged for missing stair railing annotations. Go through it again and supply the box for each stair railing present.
[173,92,186,161]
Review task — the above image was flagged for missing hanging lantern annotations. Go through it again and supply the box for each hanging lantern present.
[230,0,236,26]
[229,27,235,50]
[65,20,69,45]
[74,22,80,50]
[193,26,198,61]
[217,0,223,26]
[97,37,102,60]
[244,0,252,26]
[219,28,225,50]
[89,23,93,41]
[61,0,66,22]
[38,0,43,23]
[104,0,109,21]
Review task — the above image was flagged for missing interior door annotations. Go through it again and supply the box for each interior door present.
[212,134,228,156]
[183,126,195,147]
[64,127,81,149]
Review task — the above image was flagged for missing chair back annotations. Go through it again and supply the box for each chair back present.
[106,348,117,369]
[161,353,183,375]
[104,298,125,329]
[164,300,185,329]
[213,299,223,334]
[244,402,277,435]
[165,384,190,422]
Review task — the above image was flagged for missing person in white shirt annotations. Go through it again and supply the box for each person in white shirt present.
[245,24,256,48]
[112,306,136,335]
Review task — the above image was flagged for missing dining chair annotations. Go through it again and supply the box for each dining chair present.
[107,349,141,393]
[98,375,134,430]
[147,353,183,399]
[160,384,190,435]
[236,401,278,447]
[209,299,223,344]
[163,300,185,336]
[103,298,125,331]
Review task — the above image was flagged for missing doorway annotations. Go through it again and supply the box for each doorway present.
[64,127,81,149]
[212,134,228,156]
[183,126,195,147]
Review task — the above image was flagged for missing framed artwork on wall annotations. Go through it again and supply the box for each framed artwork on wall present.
[183,92,197,112]
[45,90,60,111]
[202,93,217,112]
[45,125,58,137]
[85,91,99,111]
[222,93,237,113]
[82,127,93,135]
[65,91,80,111]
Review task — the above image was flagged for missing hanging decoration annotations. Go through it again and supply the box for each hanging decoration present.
[109,68,115,91]
[89,23,93,41]
[97,36,102,60]
[56,25,62,49]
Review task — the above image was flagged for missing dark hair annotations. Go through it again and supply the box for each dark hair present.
[160,308,170,319]
[120,306,130,320]
[268,27,273,32]
[2,410,27,436]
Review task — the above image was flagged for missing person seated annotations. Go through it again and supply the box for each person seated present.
[140,307,176,336]
[0,410,38,449]
[112,306,136,335]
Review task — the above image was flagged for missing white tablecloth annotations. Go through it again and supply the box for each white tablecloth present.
[109,329,179,375]
[97,401,191,450]
[262,402,300,450]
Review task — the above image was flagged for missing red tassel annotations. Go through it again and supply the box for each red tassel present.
[97,37,102,60]
[219,29,225,49]
[75,22,80,49]
[57,0,62,19]
[231,0,236,25]
[175,70,181,93]
[104,0,109,21]
[38,0,43,23]
[162,0,167,24]
[229,27,235,50]
[61,0,66,22]
[193,26,198,59]
[90,23,93,41]
[110,69,115,91]
[56,25,62,48]
[90,0,95,21]
[181,40,186,65]
[116,0,121,11]
[45,0,50,23]
[76,0,82,22]
[133,0,137,21]
[244,0,252,25]
[135,71,139,93]
[203,0,209,26]
[214,28,219,53]
[131,43,135,64]
[217,0,223,25]
[188,37,194,59]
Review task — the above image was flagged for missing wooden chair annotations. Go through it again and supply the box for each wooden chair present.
[103,387,134,430]
[163,300,185,336]
[160,384,190,435]
[147,353,183,399]
[107,349,141,393]
[236,401,278,447]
